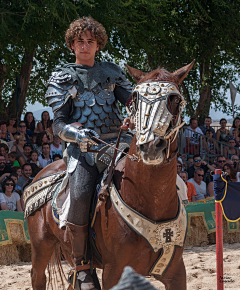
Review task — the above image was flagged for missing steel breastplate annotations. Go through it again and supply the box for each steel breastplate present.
[72,85,123,135]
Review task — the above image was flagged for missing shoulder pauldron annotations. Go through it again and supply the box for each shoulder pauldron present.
[45,71,77,113]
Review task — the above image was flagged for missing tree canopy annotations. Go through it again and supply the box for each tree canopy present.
[1,0,240,123]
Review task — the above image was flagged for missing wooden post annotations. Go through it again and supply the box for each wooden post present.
[215,169,224,290]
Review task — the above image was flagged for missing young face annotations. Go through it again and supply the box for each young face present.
[177,163,182,173]
[22,165,32,179]
[16,168,22,177]
[0,124,7,133]
[27,113,33,123]
[42,134,49,144]
[235,119,240,128]
[220,120,226,128]
[232,131,238,138]
[193,156,202,168]
[9,118,17,126]
[9,156,15,162]
[71,31,99,66]
[19,122,27,133]
[24,146,32,157]
[223,165,230,175]
[206,131,213,138]
[228,139,236,147]
[10,176,18,184]
[42,145,50,155]
[31,152,38,161]
[42,112,50,121]
[0,147,7,156]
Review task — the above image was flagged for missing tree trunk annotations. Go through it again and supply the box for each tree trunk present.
[193,60,211,126]
[7,47,36,120]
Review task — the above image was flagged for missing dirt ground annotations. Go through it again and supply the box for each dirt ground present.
[0,243,240,290]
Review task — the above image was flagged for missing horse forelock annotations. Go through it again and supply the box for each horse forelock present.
[138,68,180,90]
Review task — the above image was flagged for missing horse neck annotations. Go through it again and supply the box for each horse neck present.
[120,136,179,222]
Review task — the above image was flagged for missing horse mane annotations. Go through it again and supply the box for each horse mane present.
[139,67,180,89]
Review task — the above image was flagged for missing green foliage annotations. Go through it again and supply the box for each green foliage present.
[1,0,240,120]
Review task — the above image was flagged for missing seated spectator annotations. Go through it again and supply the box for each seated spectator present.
[15,121,31,144]
[230,116,240,136]
[37,111,53,142]
[19,143,33,166]
[224,138,237,160]
[0,154,13,184]
[215,155,226,169]
[183,118,203,155]
[200,116,216,138]
[14,166,22,179]
[9,172,24,210]
[223,163,238,182]
[7,115,18,135]
[24,112,36,138]
[216,118,230,143]
[201,129,218,163]
[31,132,38,145]
[231,155,239,169]
[32,131,49,155]
[16,163,33,195]
[50,135,62,158]
[0,143,9,162]
[29,150,42,176]
[179,171,197,202]
[177,160,182,174]
[186,157,193,169]
[53,154,62,162]
[187,168,207,201]
[0,177,23,212]
[0,121,14,142]
[11,135,27,159]
[187,154,215,179]
[231,129,240,146]
[38,143,53,168]
[8,152,20,167]
[0,130,9,147]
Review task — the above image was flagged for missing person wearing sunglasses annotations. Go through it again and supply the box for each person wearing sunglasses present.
[0,177,23,212]
[187,154,215,179]
[216,155,227,169]
[187,168,207,201]
[15,121,31,144]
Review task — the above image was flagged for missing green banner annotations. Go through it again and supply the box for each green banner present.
[185,199,239,236]
[0,211,30,246]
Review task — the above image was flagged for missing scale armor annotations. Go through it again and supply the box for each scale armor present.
[46,66,132,135]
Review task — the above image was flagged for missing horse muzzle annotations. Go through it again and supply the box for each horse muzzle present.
[138,136,167,165]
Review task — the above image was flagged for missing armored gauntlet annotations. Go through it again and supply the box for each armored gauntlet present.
[59,125,100,152]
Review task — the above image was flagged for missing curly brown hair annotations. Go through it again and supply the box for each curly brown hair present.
[65,16,108,54]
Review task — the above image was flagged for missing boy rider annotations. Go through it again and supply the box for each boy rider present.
[46,17,133,289]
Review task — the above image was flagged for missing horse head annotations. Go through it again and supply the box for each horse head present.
[125,61,195,165]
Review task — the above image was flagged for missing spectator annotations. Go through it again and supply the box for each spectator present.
[231,129,240,146]
[216,118,230,143]
[183,118,203,154]
[16,163,33,194]
[7,115,18,135]
[177,160,182,174]
[187,154,215,179]
[179,171,197,202]
[215,155,226,169]
[187,168,207,201]
[231,155,239,168]
[223,163,238,182]
[50,135,62,157]
[8,152,20,167]
[11,135,27,159]
[0,121,14,142]
[201,129,218,163]
[29,150,42,176]
[0,177,23,212]
[36,111,53,142]
[224,137,237,160]
[9,172,24,209]
[230,116,240,136]
[0,154,13,183]
[19,144,33,166]
[15,166,22,179]
[0,143,9,162]
[32,131,49,155]
[0,130,9,147]
[53,154,62,162]
[24,112,36,138]
[15,121,31,143]
[200,116,216,138]
[38,143,53,168]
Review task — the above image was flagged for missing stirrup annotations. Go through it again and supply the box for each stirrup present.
[68,262,94,290]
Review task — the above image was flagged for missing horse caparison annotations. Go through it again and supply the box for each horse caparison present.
[27,61,195,290]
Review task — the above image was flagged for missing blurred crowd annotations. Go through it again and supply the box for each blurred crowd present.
[0,111,62,213]
[178,116,240,203]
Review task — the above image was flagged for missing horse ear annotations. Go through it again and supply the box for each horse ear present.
[173,60,195,84]
[124,64,146,82]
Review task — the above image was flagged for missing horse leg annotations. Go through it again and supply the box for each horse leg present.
[31,235,58,290]
[157,256,186,290]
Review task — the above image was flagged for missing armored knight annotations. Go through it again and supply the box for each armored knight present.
[45,17,133,289]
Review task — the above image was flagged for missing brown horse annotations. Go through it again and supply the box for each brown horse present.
[27,61,194,290]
